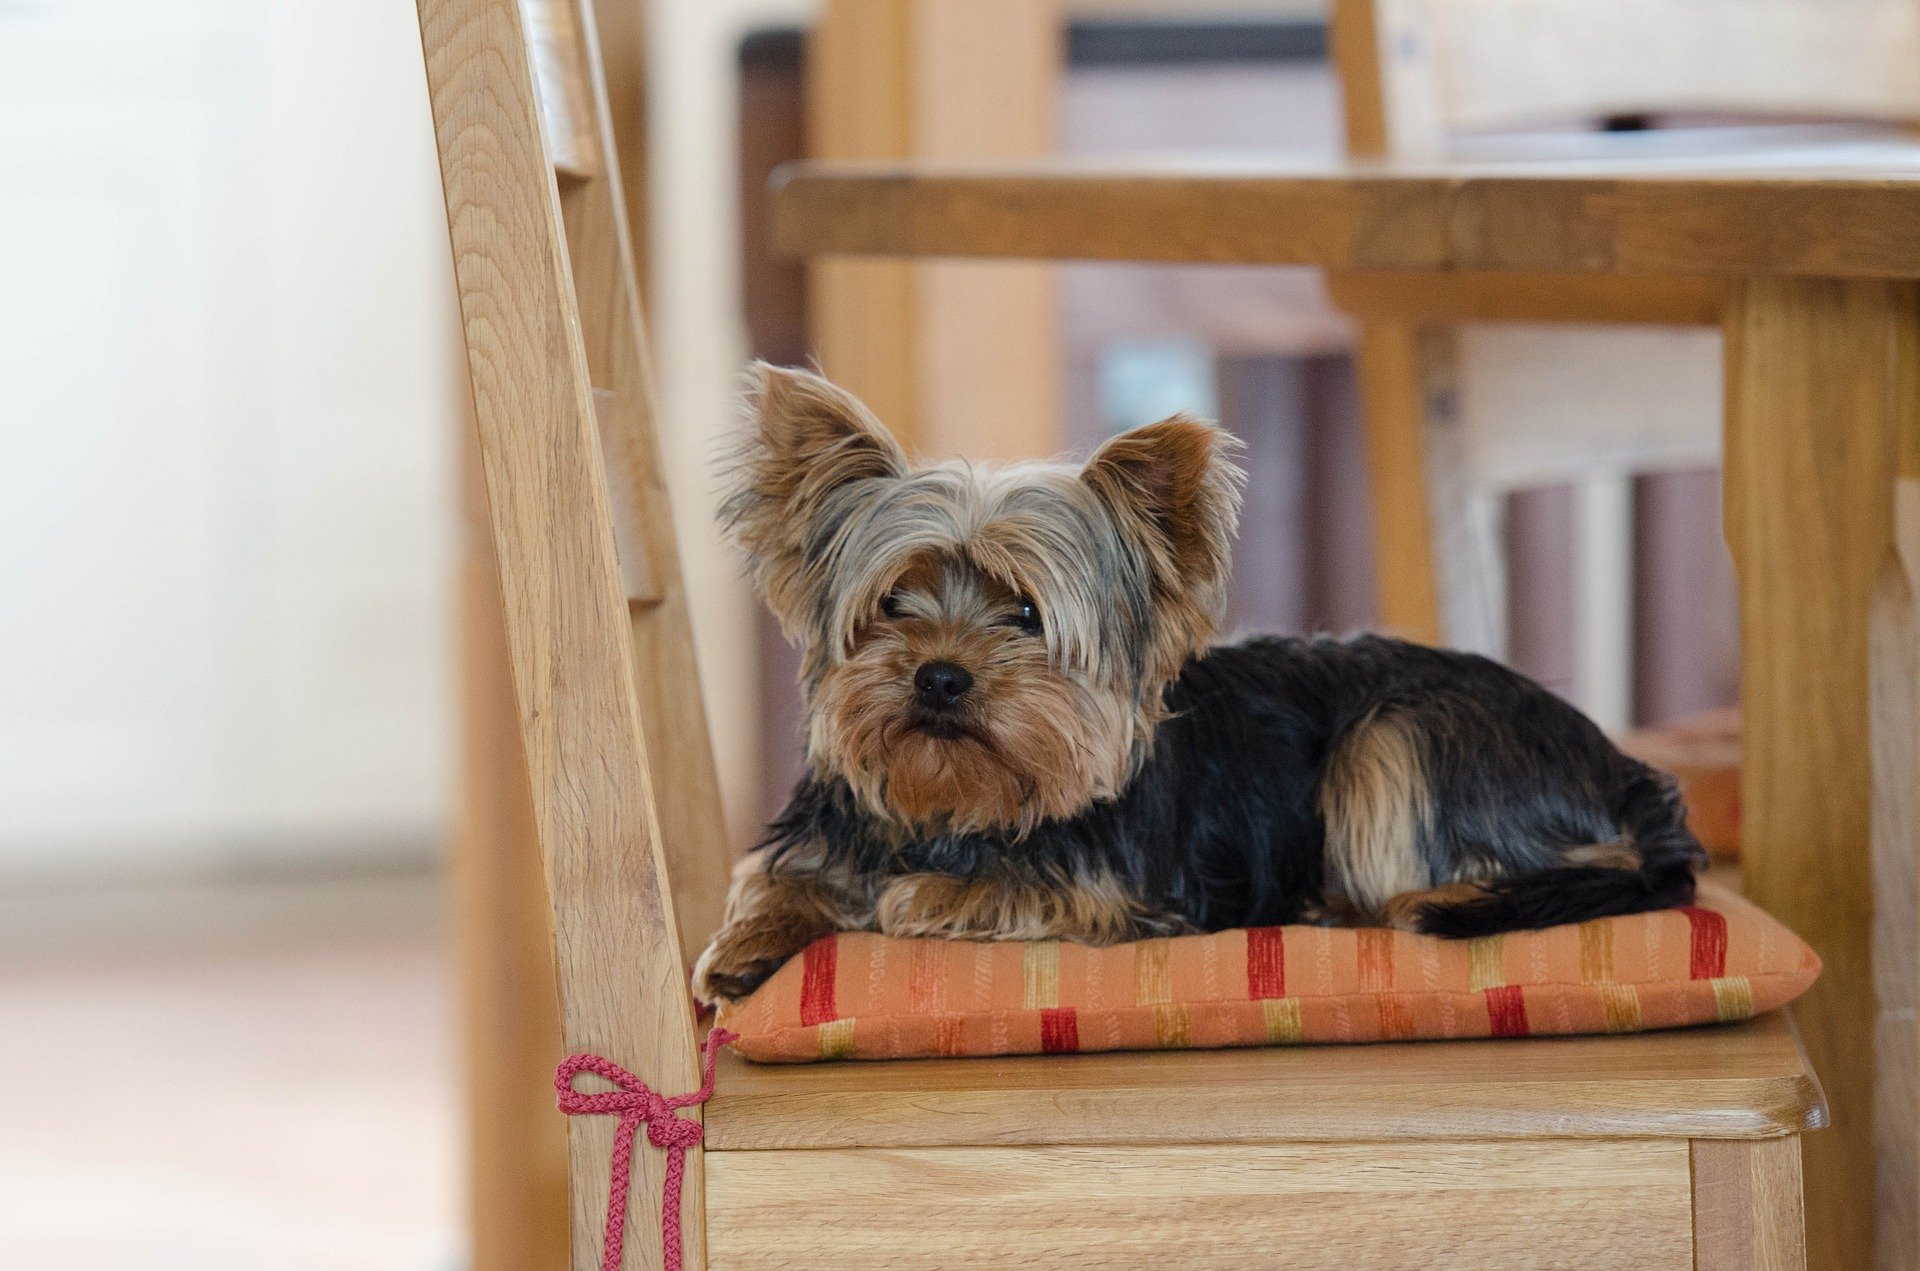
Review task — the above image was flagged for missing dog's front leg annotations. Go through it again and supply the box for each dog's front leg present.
[692,863,873,1004]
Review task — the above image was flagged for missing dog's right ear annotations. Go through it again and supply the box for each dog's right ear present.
[720,362,908,629]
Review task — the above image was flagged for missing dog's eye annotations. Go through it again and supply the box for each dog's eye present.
[879,592,906,620]
[1006,597,1042,634]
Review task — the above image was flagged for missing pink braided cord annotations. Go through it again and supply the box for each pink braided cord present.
[556,1027,736,1271]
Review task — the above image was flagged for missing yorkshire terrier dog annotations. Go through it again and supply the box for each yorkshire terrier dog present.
[692,364,1704,1004]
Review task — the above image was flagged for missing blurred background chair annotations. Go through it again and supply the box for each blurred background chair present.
[1330,0,1920,862]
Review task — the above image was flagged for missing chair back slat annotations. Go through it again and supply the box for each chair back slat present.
[416,0,731,1265]
[524,0,602,180]
[538,0,736,965]
[593,388,661,604]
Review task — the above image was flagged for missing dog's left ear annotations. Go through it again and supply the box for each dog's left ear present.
[1081,415,1244,627]
[720,362,909,632]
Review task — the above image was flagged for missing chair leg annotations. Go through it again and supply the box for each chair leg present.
[1692,1138,1807,1269]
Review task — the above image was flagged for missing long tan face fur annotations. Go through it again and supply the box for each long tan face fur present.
[720,363,1244,836]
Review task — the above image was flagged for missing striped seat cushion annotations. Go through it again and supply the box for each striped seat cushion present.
[716,885,1818,1063]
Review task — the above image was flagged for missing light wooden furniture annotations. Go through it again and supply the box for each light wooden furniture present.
[423,0,733,1264]
[770,152,1914,1268]
[1330,0,1920,735]
[417,4,1830,1268]
[453,0,655,1265]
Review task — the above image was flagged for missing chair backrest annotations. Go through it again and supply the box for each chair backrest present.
[1340,0,1920,159]
[416,0,732,1265]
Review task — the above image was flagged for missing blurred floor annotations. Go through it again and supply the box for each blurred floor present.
[0,867,459,1270]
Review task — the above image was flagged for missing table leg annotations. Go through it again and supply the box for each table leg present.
[1723,277,1920,1271]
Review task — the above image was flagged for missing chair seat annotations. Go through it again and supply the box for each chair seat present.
[703,1007,1820,1151]
[1619,707,1741,858]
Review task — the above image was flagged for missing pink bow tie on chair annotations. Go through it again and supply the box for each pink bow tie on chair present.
[556,1027,736,1271]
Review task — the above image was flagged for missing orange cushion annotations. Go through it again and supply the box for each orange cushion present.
[716,885,1817,1063]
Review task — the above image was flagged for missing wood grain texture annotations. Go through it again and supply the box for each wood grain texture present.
[1877,471,1920,1271]
[706,1011,1823,1151]
[457,433,569,1271]
[1872,316,1920,1271]
[1328,271,1727,326]
[415,0,706,1264]
[1723,277,1920,1271]
[706,1140,1696,1269]
[1694,1137,1808,1270]
[770,158,1920,279]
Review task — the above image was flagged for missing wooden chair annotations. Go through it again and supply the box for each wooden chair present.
[1329,0,1920,831]
[416,0,1822,1265]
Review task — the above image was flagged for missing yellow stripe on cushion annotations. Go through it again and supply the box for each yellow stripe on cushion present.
[1711,976,1755,1021]
[817,1018,857,1059]
[1153,1004,1191,1047]
[1600,982,1643,1033]
[1468,934,1506,992]
[1261,997,1304,1044]
[1134,939,1174,1005]
[1022,942,1060,1010]
[1579,921,1614,983]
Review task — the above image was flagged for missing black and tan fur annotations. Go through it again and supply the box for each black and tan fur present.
[692,364,1705,1004]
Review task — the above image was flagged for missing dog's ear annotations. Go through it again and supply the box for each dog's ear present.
[720,362,908,628]
[1080,415,1244,637]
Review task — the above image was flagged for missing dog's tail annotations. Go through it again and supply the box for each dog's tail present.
[1412,766,1708,939]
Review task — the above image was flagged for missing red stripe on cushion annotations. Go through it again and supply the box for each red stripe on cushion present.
[1356,928,1394,992]
[1683,906,1729,980]
[799,938,839,1026]
[1246,927,1286,999]
[1485,984,1530,1037]
[1039,1006,1080,1053]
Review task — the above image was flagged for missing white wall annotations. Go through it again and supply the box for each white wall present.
[0,0,829,874]
[0,0,459,875]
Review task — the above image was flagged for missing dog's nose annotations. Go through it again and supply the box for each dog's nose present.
[913,660,974,711]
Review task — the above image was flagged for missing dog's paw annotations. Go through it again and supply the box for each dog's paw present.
[691,924,793,1005]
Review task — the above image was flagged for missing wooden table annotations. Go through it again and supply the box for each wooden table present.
[771,145,1920,1269]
